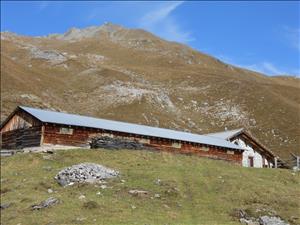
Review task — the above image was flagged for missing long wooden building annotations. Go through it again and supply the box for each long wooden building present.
[0,106,282,167]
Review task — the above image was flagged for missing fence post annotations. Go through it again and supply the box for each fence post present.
[297,156,300,169]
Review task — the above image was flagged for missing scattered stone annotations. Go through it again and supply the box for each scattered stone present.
[55,163,119,186]
[96,191,101,195]
[121,179,126,183]
[31,197,59,210]
[236,209,289,225]
[128,189,149,197]
[0,203,11,210]
[100,185,107,189]
[259,216,289,225]
[76,217,86,222]
[163,204,170,209]
[239,218,259,225]
[47,189,53,194]
[155,179,161,185]
[131,205,136,209]
[154,193,161,198]
[78,195,86,200]
[30,47,67,64]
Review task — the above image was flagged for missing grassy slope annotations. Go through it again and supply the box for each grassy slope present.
[1,149,299,225]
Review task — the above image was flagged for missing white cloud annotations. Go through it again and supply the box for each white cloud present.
[217,55,299,76]
[138,1,194,43]
[238,62,299,76]
[283,26,300,51]
[140,1,183,27]
[243,62,286,75]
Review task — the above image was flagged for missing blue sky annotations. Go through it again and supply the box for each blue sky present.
[1,1,299,76]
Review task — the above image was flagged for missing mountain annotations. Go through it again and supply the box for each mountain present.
[1,23,299,159]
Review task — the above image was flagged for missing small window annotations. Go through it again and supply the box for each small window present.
[59,127,73,135]
[200,146,209,151]
[227,150,234,155]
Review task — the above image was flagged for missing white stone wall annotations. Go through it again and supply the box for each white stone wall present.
[232,138,265,168]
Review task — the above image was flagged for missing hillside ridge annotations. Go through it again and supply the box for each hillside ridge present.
[1,23,299,159]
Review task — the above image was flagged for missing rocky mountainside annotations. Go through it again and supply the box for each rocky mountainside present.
[1,23,299,159]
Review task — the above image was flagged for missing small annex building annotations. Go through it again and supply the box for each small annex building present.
[0,106,282,168]
[206,129,284,168]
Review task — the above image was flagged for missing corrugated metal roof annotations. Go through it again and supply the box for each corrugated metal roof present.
[206,128,244,140]
[20,106,244,151]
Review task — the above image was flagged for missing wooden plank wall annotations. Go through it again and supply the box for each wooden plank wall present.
[43,124,242,164]
[1,110,41,133]
[1,126,42,149]
[43,125,90,146]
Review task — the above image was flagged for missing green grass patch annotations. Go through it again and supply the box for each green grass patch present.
[1,149,299,225]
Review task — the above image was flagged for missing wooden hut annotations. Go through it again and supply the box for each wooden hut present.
[1,106,244,164]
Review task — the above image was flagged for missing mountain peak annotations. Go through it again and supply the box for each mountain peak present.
[49,22,124,41]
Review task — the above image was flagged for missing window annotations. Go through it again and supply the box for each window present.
[200,146,209,151]
[59,127,73,135]
[172,142,182,149]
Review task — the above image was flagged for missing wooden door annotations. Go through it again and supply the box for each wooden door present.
[248,156,254,167]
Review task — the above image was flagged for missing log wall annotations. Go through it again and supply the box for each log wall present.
[43,124,90,146]
[1,126,42,149]
[43,124,242,164]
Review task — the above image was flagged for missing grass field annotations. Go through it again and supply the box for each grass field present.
[1,149,299,225]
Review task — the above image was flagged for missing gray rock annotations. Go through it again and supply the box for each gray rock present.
[31,197,59,210]
[240,218,259,225]
[78,195,86,200]
[100,185,107,189]
[0,203,11,210]
[259,216,289,225]
[155,179,161,185]
[154,193,161,198]
[128,189,149,197]
[55,163,119,186]
[30,47,66,64]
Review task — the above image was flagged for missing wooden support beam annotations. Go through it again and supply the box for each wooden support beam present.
[274,157,278,168]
